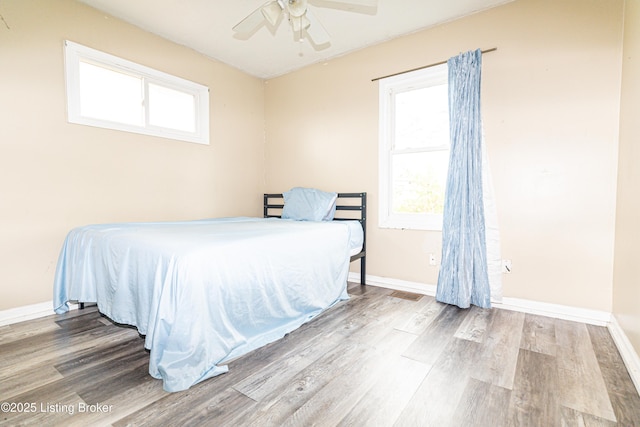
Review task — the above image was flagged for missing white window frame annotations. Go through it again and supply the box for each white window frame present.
[64,40,210,145]
[378,63,450,231]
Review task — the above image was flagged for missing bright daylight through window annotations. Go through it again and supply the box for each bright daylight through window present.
[65,41,209,145]
[379,63,450,231]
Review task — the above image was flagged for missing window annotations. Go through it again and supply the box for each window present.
[379,63,450,230]
[64,40,209,145]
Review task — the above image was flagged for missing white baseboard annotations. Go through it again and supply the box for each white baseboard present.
[354,273,438,296]
[351,272,610,325]
[0,300,79,327]
[493,297,611,326]
[608,315,640,395]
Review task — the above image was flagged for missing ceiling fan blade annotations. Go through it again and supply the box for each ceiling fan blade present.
[232,6,266,34]
[291,15,311,33]
[304,9,331,47]
[309,0,377,14]
[312,0,376,7]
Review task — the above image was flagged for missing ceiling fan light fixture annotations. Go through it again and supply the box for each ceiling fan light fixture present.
[287,0,308,18]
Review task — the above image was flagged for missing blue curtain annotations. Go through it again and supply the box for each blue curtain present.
[436,49,491,309]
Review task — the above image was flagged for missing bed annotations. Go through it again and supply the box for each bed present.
[53,189,366,392]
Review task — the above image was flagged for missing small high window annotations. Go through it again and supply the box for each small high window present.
[64,41,209,145]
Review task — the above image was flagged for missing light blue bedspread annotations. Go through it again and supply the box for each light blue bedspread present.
[53,217,357,392]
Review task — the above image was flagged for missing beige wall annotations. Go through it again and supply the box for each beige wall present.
[265,0,624,311]
[0,0,265,310]
[613,0,640,355]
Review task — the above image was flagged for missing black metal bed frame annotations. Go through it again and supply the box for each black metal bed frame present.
[263,192,367,286]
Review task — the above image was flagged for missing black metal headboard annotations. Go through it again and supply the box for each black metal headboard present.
[263,192,367,285]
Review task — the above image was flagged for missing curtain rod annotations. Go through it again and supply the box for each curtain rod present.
[371,47,497,82]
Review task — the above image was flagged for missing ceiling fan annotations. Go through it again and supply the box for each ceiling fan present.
[233,0,378,49]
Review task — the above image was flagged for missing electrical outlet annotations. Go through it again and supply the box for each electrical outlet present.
[502,259,512,274]
[429,253,437,266]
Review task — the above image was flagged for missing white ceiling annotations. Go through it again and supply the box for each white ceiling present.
[79,0,512,79]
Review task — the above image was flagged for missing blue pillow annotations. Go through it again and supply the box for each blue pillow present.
[282,187,338,221]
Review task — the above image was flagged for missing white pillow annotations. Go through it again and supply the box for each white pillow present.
[281,187,338,221]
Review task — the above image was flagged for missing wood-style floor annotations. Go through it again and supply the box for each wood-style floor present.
[1,283,639,426]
